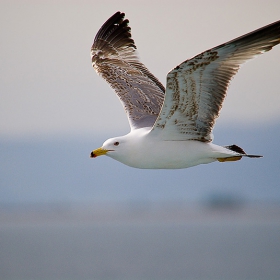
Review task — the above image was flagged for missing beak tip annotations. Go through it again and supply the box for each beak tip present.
[90,147,107,158]
[90,151,96,158]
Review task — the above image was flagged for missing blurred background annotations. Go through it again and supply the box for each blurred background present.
[1,1,280,279]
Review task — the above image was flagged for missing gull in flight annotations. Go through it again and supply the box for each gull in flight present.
[90,12,280,169]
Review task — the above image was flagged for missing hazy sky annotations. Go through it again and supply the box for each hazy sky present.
[1,0,280,139]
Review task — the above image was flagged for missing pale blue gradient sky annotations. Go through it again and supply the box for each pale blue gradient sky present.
[1,0,280,139]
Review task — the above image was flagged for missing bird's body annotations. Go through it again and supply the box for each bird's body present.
[89,12,280,169]
[94,128,256,169]
[103,132,225,169]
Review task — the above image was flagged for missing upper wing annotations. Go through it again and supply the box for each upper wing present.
[91,12,165,130]
[150,20,280,141]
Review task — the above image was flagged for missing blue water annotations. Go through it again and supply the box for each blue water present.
[1,124,280,206]
[1,204,280,280]
[1,125,280,279]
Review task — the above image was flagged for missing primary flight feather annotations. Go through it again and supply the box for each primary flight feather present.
[90,12,280,169]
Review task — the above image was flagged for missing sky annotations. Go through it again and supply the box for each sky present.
[1,0,280,140]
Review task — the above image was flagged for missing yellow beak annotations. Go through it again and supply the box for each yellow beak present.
[90,147,109,158]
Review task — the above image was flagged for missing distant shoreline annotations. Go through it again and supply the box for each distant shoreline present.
[1,202,280,226]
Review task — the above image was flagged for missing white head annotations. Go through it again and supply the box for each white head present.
[90,135,130,162]
[90,128,151,167]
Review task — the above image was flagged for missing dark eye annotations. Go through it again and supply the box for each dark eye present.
[114,141,119,146]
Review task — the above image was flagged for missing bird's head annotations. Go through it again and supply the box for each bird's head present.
[90,136,126,159]
[90,128,150,167]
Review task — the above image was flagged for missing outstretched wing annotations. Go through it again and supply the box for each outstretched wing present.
[91,12,165,130]
[150,20,280,141]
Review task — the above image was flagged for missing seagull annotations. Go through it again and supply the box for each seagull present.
[90,12,280,169]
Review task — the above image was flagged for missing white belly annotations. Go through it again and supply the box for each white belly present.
[111,140,219,169]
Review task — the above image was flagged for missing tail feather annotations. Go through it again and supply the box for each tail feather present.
[224,144,262,158]
[246,154,263,158]
[224,144,246,154]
